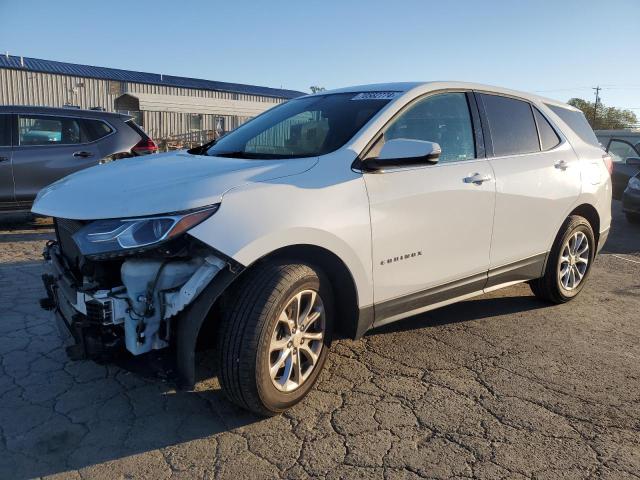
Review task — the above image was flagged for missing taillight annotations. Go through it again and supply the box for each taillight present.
[132,138,158,155]
[602,154,613,176]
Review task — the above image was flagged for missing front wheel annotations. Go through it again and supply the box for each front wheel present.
[218,261,333,416]
[530,215,595,304]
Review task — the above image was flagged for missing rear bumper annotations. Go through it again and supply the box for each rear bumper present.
[622,187,640,214]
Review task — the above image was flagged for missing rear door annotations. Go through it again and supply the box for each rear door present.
[11,114,102,207]
[0,114,16,209]
[479,93,581,287]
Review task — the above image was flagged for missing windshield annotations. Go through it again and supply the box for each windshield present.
[206,92,395,159]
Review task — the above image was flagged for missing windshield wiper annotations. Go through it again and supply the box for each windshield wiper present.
[212,151,251,158]
[187,139,217,155]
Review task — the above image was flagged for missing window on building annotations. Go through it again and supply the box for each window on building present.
[532,108,561,151]
[480,94,540,156]
[382,92,475,163]
[18,115,86,146]
[117,110,144,128]
[189,114,203,131]
[215,117,226,137]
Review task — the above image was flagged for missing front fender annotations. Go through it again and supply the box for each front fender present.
[188,161,374,307]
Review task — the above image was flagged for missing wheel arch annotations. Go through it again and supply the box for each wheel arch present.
[250,244,362,340]
[568,203,600,244]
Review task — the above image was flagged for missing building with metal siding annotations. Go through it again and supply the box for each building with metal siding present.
[0,54,305,140]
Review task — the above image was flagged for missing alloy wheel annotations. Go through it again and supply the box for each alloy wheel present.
[268,289,325,392]
[558,231,590,290]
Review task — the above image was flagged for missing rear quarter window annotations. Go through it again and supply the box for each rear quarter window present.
[546,104,600,147]
[532,108,561,151]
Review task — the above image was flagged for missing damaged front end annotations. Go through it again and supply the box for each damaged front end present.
[40,208,241,389]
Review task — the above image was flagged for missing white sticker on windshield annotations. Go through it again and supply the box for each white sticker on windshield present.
[351,91,401,101]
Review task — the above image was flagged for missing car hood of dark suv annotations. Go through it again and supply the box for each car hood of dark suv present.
[31,151,318,220]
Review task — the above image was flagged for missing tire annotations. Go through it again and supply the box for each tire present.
[529,215,595,304]
[625,212,640,224]
[217,261,334,416]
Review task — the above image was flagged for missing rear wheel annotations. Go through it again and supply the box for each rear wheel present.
[530,215,595,304]
[218,261,333,415]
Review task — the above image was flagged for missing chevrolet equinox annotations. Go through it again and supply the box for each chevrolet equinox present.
[34,82,612,415]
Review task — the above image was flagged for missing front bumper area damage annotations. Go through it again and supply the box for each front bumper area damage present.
[40,232,241,389]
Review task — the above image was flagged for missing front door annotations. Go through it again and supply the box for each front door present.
[12,114,101,208]
[362,92,496,324]
[0,114,16,210]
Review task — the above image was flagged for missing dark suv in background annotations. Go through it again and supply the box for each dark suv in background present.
[0,106,157,213]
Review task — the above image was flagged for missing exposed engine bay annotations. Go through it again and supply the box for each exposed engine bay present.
[40,217,232,367]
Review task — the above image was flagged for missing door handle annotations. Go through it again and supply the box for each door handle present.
[463,173,492,185]
[0,156,8,163]
[73,151,93,158]
[554,160,569,171]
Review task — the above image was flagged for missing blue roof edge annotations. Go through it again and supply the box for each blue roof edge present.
[0,55,306,100]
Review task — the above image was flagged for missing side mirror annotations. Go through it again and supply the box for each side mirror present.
[364,139,441,172]
[626,157,640,166]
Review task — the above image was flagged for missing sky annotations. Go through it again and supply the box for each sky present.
[1,0,639,113]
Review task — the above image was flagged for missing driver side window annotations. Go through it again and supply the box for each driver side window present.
[382,92,476,163]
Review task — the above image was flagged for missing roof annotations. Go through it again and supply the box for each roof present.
[310,81,572,108]
[0,55,305,100]
[0,104,130,119]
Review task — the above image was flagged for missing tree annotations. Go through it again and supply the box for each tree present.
[310,86,326,94]
[567,97,638,130]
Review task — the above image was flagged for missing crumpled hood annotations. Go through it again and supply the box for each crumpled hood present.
[32,151,318,220]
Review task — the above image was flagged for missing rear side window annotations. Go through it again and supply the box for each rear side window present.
[480,94,540,156]
[18,115,87,146]
[546,104,600,147]
[533,108,561,151]
[82,119,113,142]
[0,114,10,146]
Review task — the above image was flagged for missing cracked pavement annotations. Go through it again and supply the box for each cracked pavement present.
[0,203,638,480]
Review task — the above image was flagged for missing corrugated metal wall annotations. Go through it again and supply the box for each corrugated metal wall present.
[0,68,285,138]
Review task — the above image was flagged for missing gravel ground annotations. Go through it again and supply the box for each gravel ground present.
[0,204,638,480]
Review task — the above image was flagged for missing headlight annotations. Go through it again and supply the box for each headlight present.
[72,204,219,258]
[628,176,640,191]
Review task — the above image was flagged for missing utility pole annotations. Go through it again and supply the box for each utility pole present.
[592,86,601,129]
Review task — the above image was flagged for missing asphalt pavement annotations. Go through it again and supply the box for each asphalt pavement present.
[0,203,638,479]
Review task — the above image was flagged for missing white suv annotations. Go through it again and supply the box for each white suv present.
[34,82,612,415]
